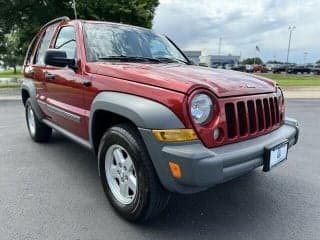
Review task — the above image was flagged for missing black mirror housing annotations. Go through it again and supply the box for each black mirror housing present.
[44,49,76,69]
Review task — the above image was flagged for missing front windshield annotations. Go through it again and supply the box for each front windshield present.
[83,22,188,63]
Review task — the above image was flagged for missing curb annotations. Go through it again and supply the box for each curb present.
[0,96,21,101]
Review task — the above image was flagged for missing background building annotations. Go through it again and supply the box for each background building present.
[183,50,201,65]
[201,54,241,68]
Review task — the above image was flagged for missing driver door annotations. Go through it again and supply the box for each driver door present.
[43,25,87,139]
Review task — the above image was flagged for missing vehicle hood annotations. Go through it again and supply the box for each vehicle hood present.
[87,63,276,97]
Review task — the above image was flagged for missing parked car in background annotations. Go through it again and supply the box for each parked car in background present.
[253,65,268,73]
[287,65,311,74]
[231,64,246,72]
[272,64,289,73]
[245,64,254,73]
[311,65,320,75]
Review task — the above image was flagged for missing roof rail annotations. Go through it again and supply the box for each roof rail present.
[41,16,70,29]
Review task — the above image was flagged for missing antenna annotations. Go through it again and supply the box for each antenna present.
[72,0,78,19]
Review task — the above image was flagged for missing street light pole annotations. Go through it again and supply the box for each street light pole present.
[286,25,295,67]
[304,51,308,65]
[218,37,222,67]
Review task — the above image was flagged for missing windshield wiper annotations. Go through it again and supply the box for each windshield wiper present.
[98,55,161,63]
[155,57,189,64]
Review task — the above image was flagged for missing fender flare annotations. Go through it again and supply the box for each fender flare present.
[21,79,45,119]
[89,91,185,151]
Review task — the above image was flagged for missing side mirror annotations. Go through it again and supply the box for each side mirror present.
[44,49,76,70]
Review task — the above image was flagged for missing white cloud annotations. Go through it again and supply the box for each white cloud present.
[153,0,320,63]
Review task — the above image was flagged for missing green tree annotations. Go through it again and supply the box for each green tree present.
[0,0,159,60]
[267,60,284,64]
[0,30,23,73]
[241,57,263,65]
[316,60,320,64]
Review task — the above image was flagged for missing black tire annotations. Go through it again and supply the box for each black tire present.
[98,123,170,222]
[25,98,52,142]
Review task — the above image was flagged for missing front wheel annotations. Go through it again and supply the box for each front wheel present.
[98,123,170,222]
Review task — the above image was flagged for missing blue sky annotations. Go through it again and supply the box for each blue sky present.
[153,0,319,64]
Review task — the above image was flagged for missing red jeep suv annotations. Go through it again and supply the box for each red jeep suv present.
[21,17,299,221]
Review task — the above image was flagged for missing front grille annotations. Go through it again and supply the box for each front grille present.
[224,97,281,139]
[225,103,236,138]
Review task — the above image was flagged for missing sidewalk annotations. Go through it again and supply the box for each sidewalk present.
[0,86,320,100]
[282,86,320,99]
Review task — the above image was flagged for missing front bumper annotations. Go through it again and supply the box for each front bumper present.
[139,117,299,194]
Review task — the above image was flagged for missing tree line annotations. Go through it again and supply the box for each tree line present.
[0,0,159,73]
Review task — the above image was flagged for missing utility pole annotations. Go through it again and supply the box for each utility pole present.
[72,0,78,19]
[286,25,295,67]
[304,51,308,65]
[218,37,222,67]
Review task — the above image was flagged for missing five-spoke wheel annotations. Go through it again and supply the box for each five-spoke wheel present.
[105,145,137,205]
[99,123,170,222]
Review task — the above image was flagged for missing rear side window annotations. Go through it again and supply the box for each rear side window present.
[54,26,76,59]
[24,36,39,65]
[34,25,56,65]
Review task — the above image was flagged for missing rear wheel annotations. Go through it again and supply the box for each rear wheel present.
[98,123,170,222]
[25,99,52,142]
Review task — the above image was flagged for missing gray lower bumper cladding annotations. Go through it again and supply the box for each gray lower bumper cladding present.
[139,117,299,194]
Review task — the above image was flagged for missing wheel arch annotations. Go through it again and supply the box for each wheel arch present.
[91,110,136,154]
[89,91,185,154]
[21,79,45,119]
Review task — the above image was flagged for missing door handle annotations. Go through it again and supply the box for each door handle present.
[82,80,92,87]
[45,72,55,81]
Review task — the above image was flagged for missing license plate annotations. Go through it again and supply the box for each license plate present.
[263,140,288,172]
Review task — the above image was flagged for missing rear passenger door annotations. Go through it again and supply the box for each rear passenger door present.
[42,24,87,139]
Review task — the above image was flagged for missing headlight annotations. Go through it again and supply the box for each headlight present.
[190,93,213,125]
[276,87,284,105]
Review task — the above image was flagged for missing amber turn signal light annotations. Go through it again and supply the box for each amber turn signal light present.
[168,161,182,178]
[152,129,198,142]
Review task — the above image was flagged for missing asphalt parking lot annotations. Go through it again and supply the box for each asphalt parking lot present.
[1,99,319,240]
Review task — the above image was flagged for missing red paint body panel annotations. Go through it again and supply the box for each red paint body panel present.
[24,19,283,148]
[87,62,276,97]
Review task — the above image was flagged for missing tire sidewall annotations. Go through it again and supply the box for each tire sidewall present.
[98,127,149,221]
[25,99,36,139]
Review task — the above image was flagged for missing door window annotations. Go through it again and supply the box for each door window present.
[54,26,76,59]
[34,25,56,65]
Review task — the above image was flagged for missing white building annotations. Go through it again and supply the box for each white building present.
[201,55,240,68]
[183,50,202,65]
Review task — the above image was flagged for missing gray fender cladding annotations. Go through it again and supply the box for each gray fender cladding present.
[90,91,185,130]
[21,79,45,119]
[89,91,186,151]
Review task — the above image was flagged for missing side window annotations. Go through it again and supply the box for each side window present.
[34,25,55,65]
[54,26,76,59]
[24,35,39,65]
